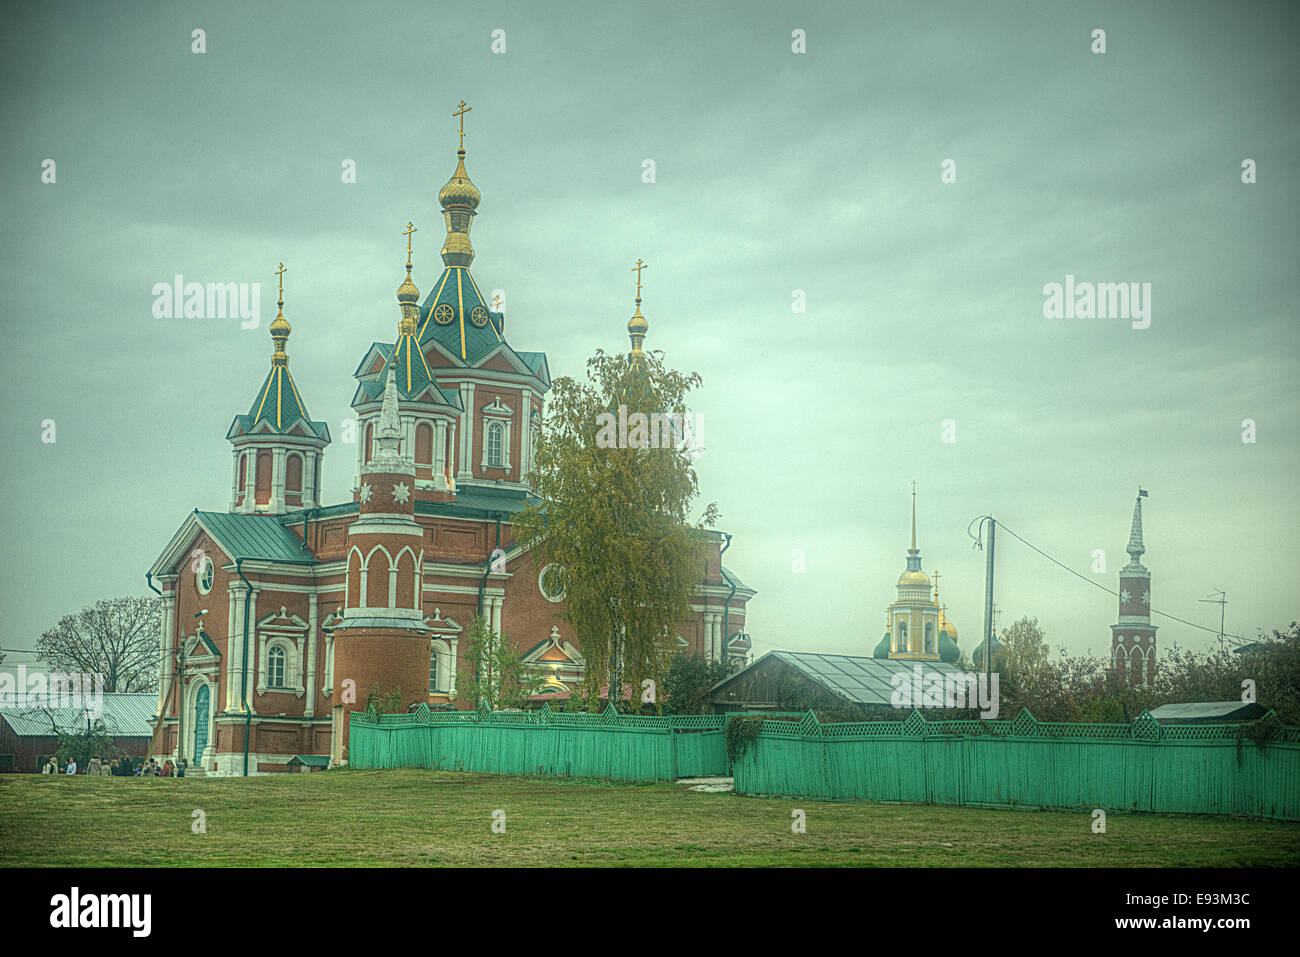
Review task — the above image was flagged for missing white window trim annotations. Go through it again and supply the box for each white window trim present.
[480,398,514,475]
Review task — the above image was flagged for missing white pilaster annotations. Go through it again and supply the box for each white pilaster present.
[158,593,176,716]
[305,593,318,718]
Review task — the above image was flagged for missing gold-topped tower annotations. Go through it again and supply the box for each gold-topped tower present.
[270,262,290,367]
[397,221,421,331]
[628,258,649,354]
[439,100,481,268]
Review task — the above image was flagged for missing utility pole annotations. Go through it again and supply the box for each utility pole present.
[1199,590,1227,654]
[968,514,996,679]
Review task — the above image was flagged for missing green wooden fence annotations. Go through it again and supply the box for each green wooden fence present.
[348,702,729,780]
[348,703,1300,820]
[732,708,1300,821]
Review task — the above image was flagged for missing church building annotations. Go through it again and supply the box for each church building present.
[146,106,755,774]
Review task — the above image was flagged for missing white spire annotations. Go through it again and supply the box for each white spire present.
[366,367,412,474]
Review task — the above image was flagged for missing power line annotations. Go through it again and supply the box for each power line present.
[993,521,1253,643]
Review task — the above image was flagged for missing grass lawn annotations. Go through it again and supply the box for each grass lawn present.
[2,768,1297,867]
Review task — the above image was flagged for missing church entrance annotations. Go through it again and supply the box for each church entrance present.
[192,684,210,764]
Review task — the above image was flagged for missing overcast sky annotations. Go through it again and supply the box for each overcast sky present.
[1,0,1296,676]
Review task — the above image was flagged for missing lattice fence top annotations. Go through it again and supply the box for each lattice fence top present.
[349,706,1296,744]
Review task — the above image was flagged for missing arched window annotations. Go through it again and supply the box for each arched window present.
[415,423,433,465]
[255,451,272,504]
[268,646,286,688]
[429,641,438,692]
[924,622,934,654]
[365,423,374,463]
[237,453,247,492]
[487,422,504,468]
[286,453,303,492]
[897,620,908,652]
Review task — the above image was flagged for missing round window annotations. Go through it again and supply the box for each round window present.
[538,564,565,603]
[197,556,215,595]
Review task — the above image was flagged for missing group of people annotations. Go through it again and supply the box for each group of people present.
[41,756,187,777]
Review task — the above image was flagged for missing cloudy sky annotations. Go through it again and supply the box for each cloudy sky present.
[1,0,1296,674]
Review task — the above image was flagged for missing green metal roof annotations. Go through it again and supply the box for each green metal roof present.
[287,754,330,766]
[417,266,506,363]
[0,693,157,737]
[1148,701,1269,723]
[714,650,965,707]
[194,511,319,564]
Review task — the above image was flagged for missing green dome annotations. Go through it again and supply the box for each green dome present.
[972,632,1005,669]
[873,632,891,659]
[938,631,960,664]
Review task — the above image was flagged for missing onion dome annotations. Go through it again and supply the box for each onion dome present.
[439,149,479,268]
[269,266,291,368]
[941,605,961,642]
[439,152,481,211]
[873,632,892,659]
[972,631,1006,670]
[938,631,960,664]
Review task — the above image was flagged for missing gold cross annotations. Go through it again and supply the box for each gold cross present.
[453,100,472,150]
[932,568,941,599]
[491,294,503,310]
[403,221,417,264]
[275,262,286,299]
[632,258,647,298]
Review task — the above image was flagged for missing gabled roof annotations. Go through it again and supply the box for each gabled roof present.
[710,650,964,708]
[0,693,157,737]
[151,510,319,575]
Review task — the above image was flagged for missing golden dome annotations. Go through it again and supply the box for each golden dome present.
[898,569,931,587]
[269,308,290,337]
[439,151,481,210]
[938,607,957,640]
[397,270,420,304]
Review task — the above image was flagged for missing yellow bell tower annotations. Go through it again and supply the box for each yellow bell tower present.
[888,482,941,660]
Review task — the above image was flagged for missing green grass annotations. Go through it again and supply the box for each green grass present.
[1,769,1297,867]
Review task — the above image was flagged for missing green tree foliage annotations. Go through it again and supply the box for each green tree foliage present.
[37,596,160,693]
[457,615,547,711]
[990,618,1300,725]
[56,718,124,767]
[661,653,731,714]
[515,347,716,710]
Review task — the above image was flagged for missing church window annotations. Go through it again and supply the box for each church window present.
[268,646,286,689]
[237,453,247,492]
[925,623,934,654]
[539,564,566,603]
[487,421,504,468]
[429,642,438,692]
[255,451,272,504]
[196,555,214,595]
[897,620,908,652]
[365,423,374,463]
[286,453,303,492]
[416,423,433,465]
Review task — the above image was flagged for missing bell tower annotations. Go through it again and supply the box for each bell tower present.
[329,366,431,765]
[1110,489,1157,685]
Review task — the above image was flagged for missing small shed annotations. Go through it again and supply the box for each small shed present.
[286,754,329,772]
[1148,701,1269,724]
